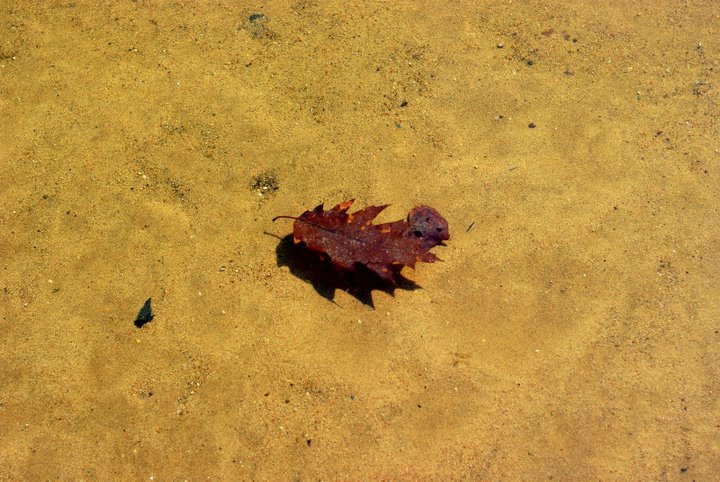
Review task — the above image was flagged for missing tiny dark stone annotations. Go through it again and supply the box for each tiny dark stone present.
[306,439,312,446]
[251,171,279,196]
[247,13,272,39]
[134,298,154,328]
[528,122,537,128]
[527,60,534,66]
[680,467,688,473]
[400,100,408,107]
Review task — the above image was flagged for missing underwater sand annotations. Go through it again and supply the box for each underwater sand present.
[1,1,719,479]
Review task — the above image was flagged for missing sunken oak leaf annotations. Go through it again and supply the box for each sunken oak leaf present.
[273,200,449,285]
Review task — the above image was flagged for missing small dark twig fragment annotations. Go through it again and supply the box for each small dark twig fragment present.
[466,221,475,233]
[134,298,154,328]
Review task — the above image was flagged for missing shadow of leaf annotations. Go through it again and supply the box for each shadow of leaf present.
[274,235,419,307]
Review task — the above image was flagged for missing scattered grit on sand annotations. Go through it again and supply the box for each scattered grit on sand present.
[1,1,718,480]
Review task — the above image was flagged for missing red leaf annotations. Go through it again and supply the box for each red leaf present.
[274,200,449,285]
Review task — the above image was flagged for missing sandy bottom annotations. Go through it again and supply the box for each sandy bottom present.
[1,1,719,480]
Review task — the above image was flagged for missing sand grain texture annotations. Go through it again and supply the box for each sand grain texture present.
[1,1,719,480]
